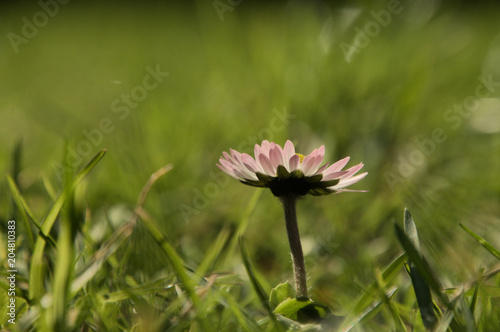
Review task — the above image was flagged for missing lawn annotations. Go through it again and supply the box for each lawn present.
[1,1,500,331]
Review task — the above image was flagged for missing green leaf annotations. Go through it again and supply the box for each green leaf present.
[276,165,290,179]
[256,172,274,184]
[270,282,294,309]
[316,178,339,188]
[304,174,322,183]
[290,169,304,179]
[241,179,267,188]
[460,223,500,261]
[274,297,313,320]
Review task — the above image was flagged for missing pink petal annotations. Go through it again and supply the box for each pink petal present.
[254,144,263,161]
[314,163,329,175]
[288,154,300,171]
[309,153,325,174]
[301,154,323,176]
[218,161,239,179]
[301,146,324,172]
[258,153,275,176]
[233,167,250,180]
[230,149,243,164]
[269,145,285,170]
[317,145,325,159]
[222,151,236,165]
[221,156,257,180]
[339,163,364,179]
[331,172,368,189]
[322,170,349,181]
[323,157,350,176]
[241,153,259,173]
[275,143,285,161]
[217,164,238,180]
[284,140,295,160]
[261,140,271,156]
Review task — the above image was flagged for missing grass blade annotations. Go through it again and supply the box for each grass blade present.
[374,268,406,332]
[239,236,272,315]
[460,223,500,261]
[340,253,406,331]
[7,174,36,248]
[134,165,210,330]
[71,220,135,294]
[223,190,262,267]
[52,170,76,330]
[140,215,209,329]
[195,225,231,281]
[239,236,282,331]
[403,209,437,329]
[394,223,444,301]
[28,149,107,301]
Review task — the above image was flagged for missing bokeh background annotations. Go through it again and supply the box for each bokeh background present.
[1,0,500,318]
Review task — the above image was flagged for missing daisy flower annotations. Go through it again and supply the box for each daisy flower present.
[218,140,367,299]
[217,140,367,197]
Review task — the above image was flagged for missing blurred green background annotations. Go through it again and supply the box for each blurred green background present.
[1,0,500,312]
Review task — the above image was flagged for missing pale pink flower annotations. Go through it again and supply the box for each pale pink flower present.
[217,140,367,197]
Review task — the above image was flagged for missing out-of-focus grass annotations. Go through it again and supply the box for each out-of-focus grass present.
[1,0,500,330]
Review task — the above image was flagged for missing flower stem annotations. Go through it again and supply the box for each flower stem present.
[281,194,308,298]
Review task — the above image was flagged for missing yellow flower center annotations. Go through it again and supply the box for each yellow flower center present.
[295,153,305,163]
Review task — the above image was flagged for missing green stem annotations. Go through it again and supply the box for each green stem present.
[281,194,308,298]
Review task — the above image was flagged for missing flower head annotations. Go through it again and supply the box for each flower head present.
[217,140,367,197]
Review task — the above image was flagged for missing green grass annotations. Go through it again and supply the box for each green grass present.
[1,1,500,330]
